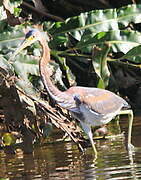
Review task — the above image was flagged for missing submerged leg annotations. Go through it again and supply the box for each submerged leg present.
[80,121,98,158]
[119,109,134,147]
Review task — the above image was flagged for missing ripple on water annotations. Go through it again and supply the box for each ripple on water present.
[0,116,141,179]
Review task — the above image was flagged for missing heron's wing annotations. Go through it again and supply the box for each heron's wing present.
[66,86,127,115]
[82,92,124,115]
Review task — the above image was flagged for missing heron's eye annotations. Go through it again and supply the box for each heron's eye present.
[28,35,35,41]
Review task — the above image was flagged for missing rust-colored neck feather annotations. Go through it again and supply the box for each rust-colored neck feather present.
[39,37,63,102]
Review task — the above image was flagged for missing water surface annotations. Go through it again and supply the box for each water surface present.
[0,116,141,180]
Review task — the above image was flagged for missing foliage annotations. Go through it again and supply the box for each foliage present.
[92,44,110,89]
[0,1,141,153]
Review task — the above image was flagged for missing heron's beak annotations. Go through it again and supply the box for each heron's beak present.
[11,37,35,61]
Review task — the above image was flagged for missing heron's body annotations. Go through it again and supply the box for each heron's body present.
[56,86,128,125]
[14,29,133,157]
[67,86,127,126]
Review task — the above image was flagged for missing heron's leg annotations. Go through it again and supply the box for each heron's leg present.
[80,121,98,158]
[119,109,134,147]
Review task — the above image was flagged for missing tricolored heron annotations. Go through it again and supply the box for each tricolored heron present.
[13,29,133,157]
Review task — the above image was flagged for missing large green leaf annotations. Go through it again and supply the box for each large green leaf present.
[76,30,141,54]
[13,54,39,80]
[119,45,141,63]
[0,55,14,74]
[48,33,68,50]
[52,51,76,87]
[15,79,39,97]
[92,44,110,89]
[12,54,44,96]
[49,4,141,41]
[13,54,68,94]
[0,27,24,51]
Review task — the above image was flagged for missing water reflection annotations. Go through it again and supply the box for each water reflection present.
[0,116,141,179]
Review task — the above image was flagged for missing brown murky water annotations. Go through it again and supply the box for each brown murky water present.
[0,116,141,180]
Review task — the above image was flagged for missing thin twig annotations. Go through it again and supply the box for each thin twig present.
[22,2,64,22]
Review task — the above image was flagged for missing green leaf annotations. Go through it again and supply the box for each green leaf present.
[119,45,141,63]
[0,20,8,33]
[2,133,16,146]
[2,0,23,15]
[52,53,76,87]
[14,7,22,17]
[0,27,24,51]
[13,54,39,80]
[49,4,141,40]
[13,54,67,95]
[47,4,141,58]
[0,55,14,74]
[97,79,105,89]
[6,52,42,98]
[49,60,67,90]
[76,30,141,54]
[92,44,110,88]
[18,86,37,116]
[13,54,43,97]
[49,33,68,50]
[15,79,38,97]
[0,5,7,21]
[61,58,76,87]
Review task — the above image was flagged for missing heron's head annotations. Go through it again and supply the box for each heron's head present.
[25,29,40,44]
[13,29,41,58]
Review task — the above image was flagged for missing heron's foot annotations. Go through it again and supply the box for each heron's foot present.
[128,143,134,150]
[128,143,135,157]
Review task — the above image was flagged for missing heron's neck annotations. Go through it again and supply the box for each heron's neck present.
[39,39,63,102]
